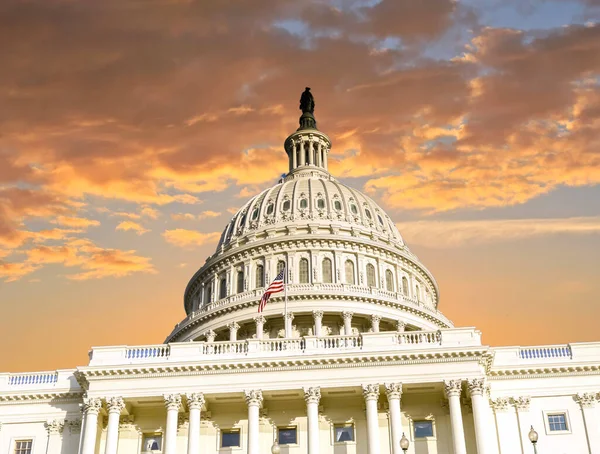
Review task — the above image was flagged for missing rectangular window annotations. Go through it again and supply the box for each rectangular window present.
[334,423,355,442]
[142,434,162,452]
[221,429,241,448]
[278,427,297,445]
[14,440,33,454]
[414,420,434,438]
[548,413,568,432]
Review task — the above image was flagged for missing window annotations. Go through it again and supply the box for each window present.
[205,284,212,304]
[251,207,259,221]
[255,264,264,288]
[317,198,325,209]
[266,203,274,215]
[322,258,333,283]
[299,258,309,284]
[14,440,33,454]
[402,276,409,296]
[282,200,291,211]
[278,427,297,445]
[299,198,308,209]
[334,424,355,442]
[334,200,342,211]
[415,284,420,300]
[277,260,286,276]
[365,209,372,220]
[377,214,384,225]
[350,204,358,214]
[548,413,568,432]
[236,270,244,294]
[366,263,376,287]
[414,420,434,438]
[386,270,394,291]
[221,429,241,447]
[142,434,162,452]
[219,278,227,299]
[345,260,355,285]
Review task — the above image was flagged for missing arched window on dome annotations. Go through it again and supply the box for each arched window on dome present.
[317,198,325,209]
[219,277,227,299]
[345,260,355,285]
[350,204,358,215]
[365,209,372,220]
[322,258,333,283]
[236,270,244,294]
[255,264,264,288]
[266,203,274,215]
[305,146,309,166]
[299,258,309,284]
[282,200,291,211]
[299,198,308,209]
[386,270,394,292]
[205,284,212,304]
[334,200,342,211]
[251,207,259,221]
[366,263,376,287]
[402,276,409,296]
[277,260,286,277]
[415,284,420,301]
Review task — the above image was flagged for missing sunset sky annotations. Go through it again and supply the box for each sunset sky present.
[1,0,599,373]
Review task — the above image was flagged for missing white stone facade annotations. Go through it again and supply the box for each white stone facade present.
[2,101,600,454]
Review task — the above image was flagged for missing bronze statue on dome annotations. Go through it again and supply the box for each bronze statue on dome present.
[299,87,315,114]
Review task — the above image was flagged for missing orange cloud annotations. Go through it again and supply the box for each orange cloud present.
[115,221,150,235]
[162,229,220,248]
[52,216,100,229]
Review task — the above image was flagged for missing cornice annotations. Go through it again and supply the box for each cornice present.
[489,364,600,379]
[0,392,83,404]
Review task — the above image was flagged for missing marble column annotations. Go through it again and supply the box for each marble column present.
[163,394,182,454]
[342,311,353,335]
[396,320,406,333]
[313,310,324,337]
[81,396,102,454]
[299,141,306,166]
[371,315,381,333]
[254,315,266,340]
[467,379,491,454]
[513,396,531,454]
[228,321,240,342]
[186,393,205,454]
[385,383,403,454]
[284,312,294,338]
[323,149,328,171]
[291,141,297,171]
[45,420,64,454]
[362,384,381,454]
[104,397,125,454]
[308,138,314,165]
[245,390,263,454]
[444,380,467,454]
[304,387,321,454]
[205,330,216,343]
[575,393,600,452]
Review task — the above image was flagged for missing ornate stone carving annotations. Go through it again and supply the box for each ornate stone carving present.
[362,384,380,401]
[164,394,182,412]
[244,390,263,407]
[45,419,64,435]
[106,396,125,414]
[205,330,216,343]
[227,321,240,332]
[512,396,531,412]
[186,392,205,410]
[490,397,510,412]
[253,315,266,325]
[443,380,462,398]
[83,396,102,415]
[575,393,597,409]
[119,416,135,430]
[312,310,324,321]
[371,315,382,332]
[67,419,82,434]
[342,311,353,322]
[304,387,321,405]
[467,378,486,397]
[384,382,403,400]
[284,312,295,321]
[396,320,406,333]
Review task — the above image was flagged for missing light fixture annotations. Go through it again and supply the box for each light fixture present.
[400,432,410,452]
[271,440,281,454]
[528,426,538,453]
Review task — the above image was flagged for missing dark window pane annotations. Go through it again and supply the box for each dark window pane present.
[414,421,434,438]
[335,425,355,442]
[548,414,568,431]
[278,427,297,445]
[222,430,241,447]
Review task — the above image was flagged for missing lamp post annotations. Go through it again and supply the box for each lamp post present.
[528,426,538,454]
[400,432,410,453]
[271,440,281,454]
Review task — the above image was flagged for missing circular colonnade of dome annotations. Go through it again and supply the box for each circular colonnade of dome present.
[166,91,452,343]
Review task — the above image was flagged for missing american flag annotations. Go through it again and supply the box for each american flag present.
[258,269,285,313]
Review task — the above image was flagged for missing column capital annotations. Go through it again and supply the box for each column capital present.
[362,384,380,401]
[253,315,266,324]
[384,382,403,400]
[304,387,321,405]
[312,310,324,320]
[205,329,216,342]
[106,396,125,414]
[244,390,263,407]
[83,396,102,415]
[186,393,205,410]
[227,321,240,332]
[283,312,295,321]
[490,397,510,412]
[371,314,382,323]
[396,320,406,332]
[164,394,182,412]
[443,379,463,398]
[466,378,486,397]
[512,396,531,412]
[342,311,354,321]
[575,393,598,409]
[45,419,64,435]
[67,419,82,434]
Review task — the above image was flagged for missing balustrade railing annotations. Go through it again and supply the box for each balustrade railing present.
[519,345,572,360]
[7,371,58,386]
[398,331,441,345]
[259,338,305,352]
[316,335,362,349]
[200,341,248,355]
[125,345,170,359]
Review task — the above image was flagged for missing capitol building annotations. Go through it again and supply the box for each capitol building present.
[2,90,600,454]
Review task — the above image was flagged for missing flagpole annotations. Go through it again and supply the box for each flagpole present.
[284,264,289,338]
